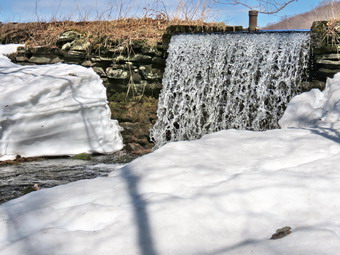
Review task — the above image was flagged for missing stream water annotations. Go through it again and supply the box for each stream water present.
[0,152,136,204]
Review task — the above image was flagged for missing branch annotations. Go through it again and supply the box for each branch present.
[215,0,298,14]
[260,0,297,14]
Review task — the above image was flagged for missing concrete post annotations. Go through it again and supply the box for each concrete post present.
[248,10,259,31]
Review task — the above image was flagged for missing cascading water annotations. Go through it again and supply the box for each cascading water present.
[151,32,310,148]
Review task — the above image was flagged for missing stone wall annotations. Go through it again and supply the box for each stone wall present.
[7,22,340,155]
[8,25,243,155]
[311,20,340,86]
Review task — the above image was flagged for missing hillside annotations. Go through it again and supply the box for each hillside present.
[264,1,340,30]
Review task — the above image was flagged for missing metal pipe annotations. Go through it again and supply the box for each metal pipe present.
[249,10,259,31]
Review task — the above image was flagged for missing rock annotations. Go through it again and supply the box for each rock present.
[92,67,107,77]
[57,30,83,47]
[72,153,91,160]
[270,226,292,240]
[64,50,86,58]
[23,184,41,195]
[131,54,152,64]
[109,46,126,54]
[28,56,52,64]
[81,60,94,67]
[141,46,160,56]
[15,56,29,62]
[152,56,166,67]
[317,53,340,60]
[16,46,26,54]
[318,68,340,74]
[130,40,147,51]
[51,57,63,64]
[61,42,72,51]
[316,59,340,65]
[99,57,115,62]
[132,73,142,83]
[139,65,163,81]
[106,68,129,80]
[70,40,91,52]
[31,47,59,55]
[115,55,129,64]
[63,51,87,63]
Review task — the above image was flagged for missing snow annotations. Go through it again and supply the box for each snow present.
[0,45,123,160]
[1,44,340,254]
[279,73,340,130]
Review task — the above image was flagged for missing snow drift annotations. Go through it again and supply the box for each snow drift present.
[280,73,340,130]
[0,45,123,160]
[1,44,340,254]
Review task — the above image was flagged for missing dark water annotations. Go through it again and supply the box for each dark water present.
[0,152,137,204]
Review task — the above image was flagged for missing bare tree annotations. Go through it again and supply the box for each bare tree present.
[216,0,298,14]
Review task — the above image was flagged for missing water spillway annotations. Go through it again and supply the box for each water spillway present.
[151,32,310,148]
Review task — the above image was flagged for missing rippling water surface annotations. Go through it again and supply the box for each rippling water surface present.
[0,153,135,204]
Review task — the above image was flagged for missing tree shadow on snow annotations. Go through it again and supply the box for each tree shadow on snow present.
[121,166,158,255]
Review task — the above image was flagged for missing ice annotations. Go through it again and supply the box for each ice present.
[0,45,123,160]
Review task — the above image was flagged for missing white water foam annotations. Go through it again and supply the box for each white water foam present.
[151,33,310,148]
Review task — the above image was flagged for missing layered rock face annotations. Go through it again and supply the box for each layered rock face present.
[311,20,340,85]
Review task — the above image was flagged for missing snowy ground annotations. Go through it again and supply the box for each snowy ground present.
[0,45,123,161]
[1,45,340,254]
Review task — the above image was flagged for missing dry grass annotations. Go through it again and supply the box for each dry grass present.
[0,18,225,47]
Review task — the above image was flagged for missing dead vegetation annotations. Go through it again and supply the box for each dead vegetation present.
[0,18,226,47]
[0,0,222,47]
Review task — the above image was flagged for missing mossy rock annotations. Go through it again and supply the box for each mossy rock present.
[57,30,84,47]
[72,153,91,160]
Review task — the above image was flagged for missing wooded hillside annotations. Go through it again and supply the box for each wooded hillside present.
[264,1,340,30]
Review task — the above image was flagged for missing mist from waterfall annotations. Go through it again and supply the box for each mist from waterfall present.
[151,32,310,148]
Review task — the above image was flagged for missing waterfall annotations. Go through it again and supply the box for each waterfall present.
[151,32,310,148]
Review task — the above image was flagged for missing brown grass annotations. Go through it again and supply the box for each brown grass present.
[0,18,225,47]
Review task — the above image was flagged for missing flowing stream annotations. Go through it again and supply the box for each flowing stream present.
[0,153,135,204]
[151,32,310,148]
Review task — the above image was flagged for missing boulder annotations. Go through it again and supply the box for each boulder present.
[56,30,83,47]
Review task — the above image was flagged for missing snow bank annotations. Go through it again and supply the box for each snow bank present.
[1,127,340,254]
[279,73,340,129]
[0,45,123,160]
[1,43,340,254]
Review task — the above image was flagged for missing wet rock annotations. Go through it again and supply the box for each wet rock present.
[72,153,91,160]
[139,65,163,81]
[270,226,292,240]
[152,56,166,67]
